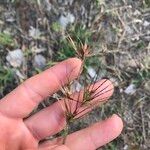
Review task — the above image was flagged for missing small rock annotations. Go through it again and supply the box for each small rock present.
[29,26,42,39]
[33,54,46,69]
[125,25,134,35]
[133,10,141,16]
[123,145,129,150]
[124,84,136,95]
[71,81,82,92]
[68,0,74,5]
[143,20,150,27]
[0,19,4,25]
[59,13,75,29]
[120,88,123,93]
[44,0,52,11]
[87,67,96,78]
[6,49,24,68]
[131,35,140,41]
[128,59,137,68]
[4,11,15,23]
[133,19,142,23]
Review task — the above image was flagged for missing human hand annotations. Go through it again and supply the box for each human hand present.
[0,58,123,150]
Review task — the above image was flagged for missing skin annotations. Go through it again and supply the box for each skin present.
[0,58,123,150]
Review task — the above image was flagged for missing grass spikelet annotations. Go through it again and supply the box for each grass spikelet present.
[54,36,114,143]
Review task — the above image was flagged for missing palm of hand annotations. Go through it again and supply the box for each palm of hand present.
[0,115,37,149]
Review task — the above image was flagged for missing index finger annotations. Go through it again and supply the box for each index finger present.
[0,58,82,118]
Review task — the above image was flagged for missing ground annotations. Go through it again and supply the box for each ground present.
[0,0,150,150]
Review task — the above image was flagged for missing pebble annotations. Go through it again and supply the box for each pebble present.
[124,84,136,95]
[87,67,96,78]
[125,25,134,35]
[4,11,15,23]
[143,20,150,27]
[44,0,52,11]
[133,10,141,16]
[71,81,82,92]
[59,12,75,29]
[6,49,24,68]
[29,26,42,39]
[33,54,46,69]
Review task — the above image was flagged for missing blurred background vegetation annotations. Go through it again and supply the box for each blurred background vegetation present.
[0,0,149,149]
